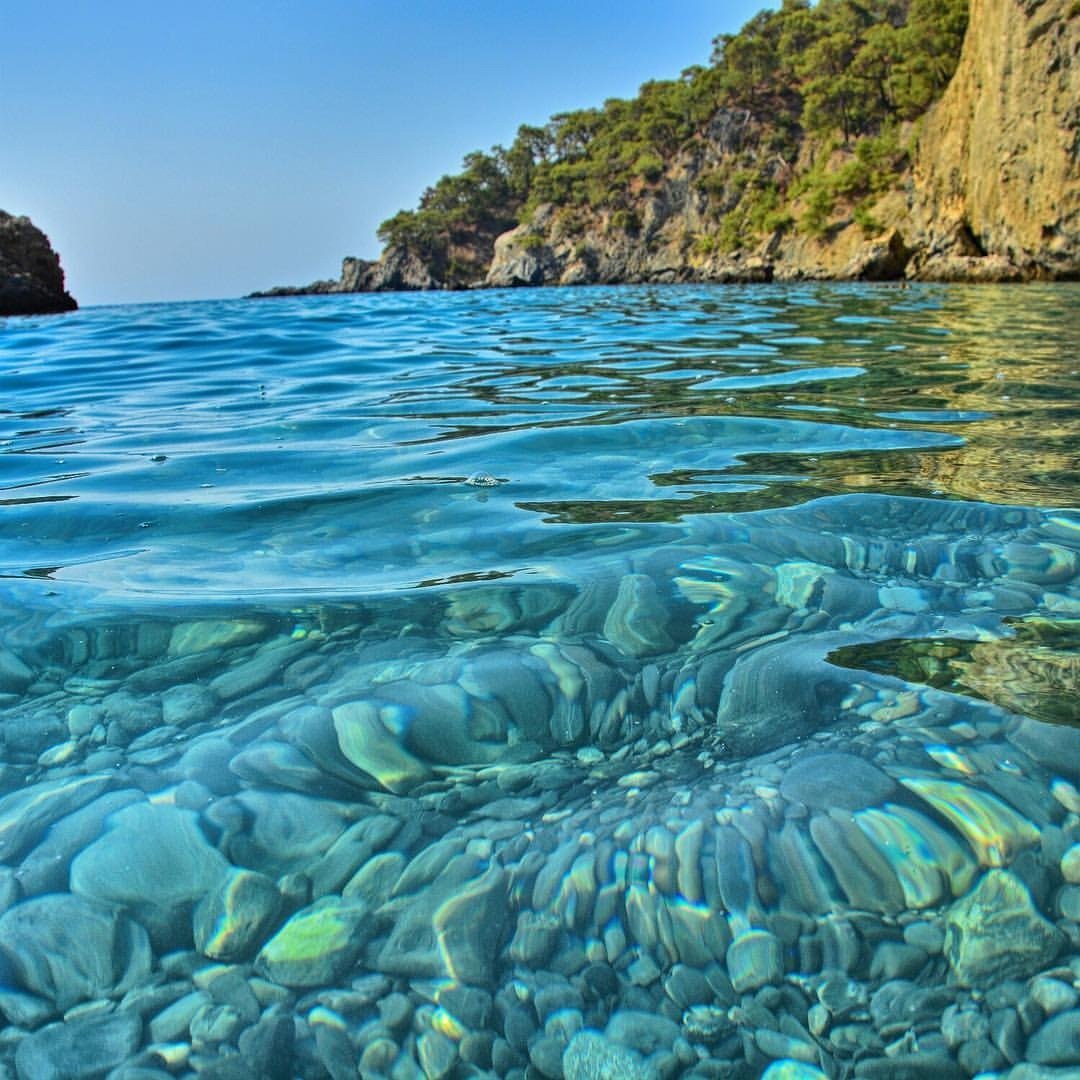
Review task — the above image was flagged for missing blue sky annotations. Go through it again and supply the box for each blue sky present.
[3,2,771,305]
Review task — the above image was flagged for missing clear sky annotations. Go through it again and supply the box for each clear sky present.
[3,1,772,306]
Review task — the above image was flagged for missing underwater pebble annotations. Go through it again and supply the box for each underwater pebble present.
[530,1033,567,1079]
[1025,1009,1080,1066]
[944,870,1063,987]
[412,1023,455,1075]
[602,573,675,658]
[664,964,712,1009]
[760,1064,829,1080]
[66,703,98,736]
[1051,780,1080,814]
[942,1003,990,1048]
[378,992,413,1031]
[902,920,945,955]
[149,990,210,1042]
[563,1030,658,1080]
[853,1054,965,1078]
[0,892,152,1011]
[1030,978,1079,1017]
[727,930,784,994]
[189,1001,241,1044]
[1059,885,1080,921]
[958,1035,1006,1074]
[15,788,143,897]
[535,983,584,1024]
[193,867,281,962]
[168,618,270,656]
[312,1013,358,1080]
[605,1009,680,1056]
[870,942,927,981]
[1061,844,1080,884]
[990,1006,1025,1064]
[0,773,112,863]
[0,989,56,1029]
[682,1004,733,1043]
[14,1009,143,1080]
[779,751,896,810]
[379,861,509,986]
[358,1035,399,1075]
[70,801,229,946]
[0,646,34,692]
[255,896,370,987]
[160,682,218,727]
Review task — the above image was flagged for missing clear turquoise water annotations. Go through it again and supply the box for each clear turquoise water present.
[0,284,1077,1079]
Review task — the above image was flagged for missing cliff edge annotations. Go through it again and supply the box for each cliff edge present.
[0,212,77,316]
[909,0,1080,280]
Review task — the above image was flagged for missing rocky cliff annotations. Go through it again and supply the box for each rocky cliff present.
[0,212,77,316]
[908,0,1080,280]
[252,0,1079,297]
[486,0,1079,286]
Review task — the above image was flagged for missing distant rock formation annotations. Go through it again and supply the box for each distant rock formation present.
[249,248,437,298]
[0,212,77,316]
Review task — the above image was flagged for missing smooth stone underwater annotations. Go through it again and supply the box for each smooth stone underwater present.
[0,893,151,1010]
[14,1011,142,1080]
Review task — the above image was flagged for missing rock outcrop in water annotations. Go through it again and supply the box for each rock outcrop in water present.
[251,250,437,297]
[251,0,1079,298]
[0,211,77,316]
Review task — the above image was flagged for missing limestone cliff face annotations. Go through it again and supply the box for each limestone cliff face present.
[909,0,1080,280]
[0,212,77,316]
[485,0,1079,287]
[484,153,913,289]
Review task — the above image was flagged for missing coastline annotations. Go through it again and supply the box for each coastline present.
[251,0,1079,301]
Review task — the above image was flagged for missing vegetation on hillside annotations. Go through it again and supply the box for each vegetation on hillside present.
[377,0,968,284]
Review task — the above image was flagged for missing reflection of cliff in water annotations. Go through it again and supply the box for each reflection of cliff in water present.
[846,285,1080,508]
[830,618,1080,729]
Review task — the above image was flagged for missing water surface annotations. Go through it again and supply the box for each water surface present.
[0,284,1077,1079]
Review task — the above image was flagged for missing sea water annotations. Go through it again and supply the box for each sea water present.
[0,283,1077,1079]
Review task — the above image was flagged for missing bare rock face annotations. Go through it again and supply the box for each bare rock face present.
[249,247,438,298]
[909,0,1080,280]
[486,228,560,288]
[0,212,77,316]
[486,202,775,289]
[356,246,438,291]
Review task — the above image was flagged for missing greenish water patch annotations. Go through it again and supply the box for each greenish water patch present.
[829,617,1080,727]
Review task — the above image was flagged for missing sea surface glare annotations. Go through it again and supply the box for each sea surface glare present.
[0,283,1077,1080]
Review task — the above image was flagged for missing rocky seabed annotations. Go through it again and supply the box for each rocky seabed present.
[0,496,1077,1079]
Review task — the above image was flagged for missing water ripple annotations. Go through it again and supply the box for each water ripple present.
[0,283,1077,603]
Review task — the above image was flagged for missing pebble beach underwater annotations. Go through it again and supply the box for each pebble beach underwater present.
[0,281,1078,1079]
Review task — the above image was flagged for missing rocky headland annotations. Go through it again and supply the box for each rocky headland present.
[252,0,1079,298]
[0,211,77,316]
